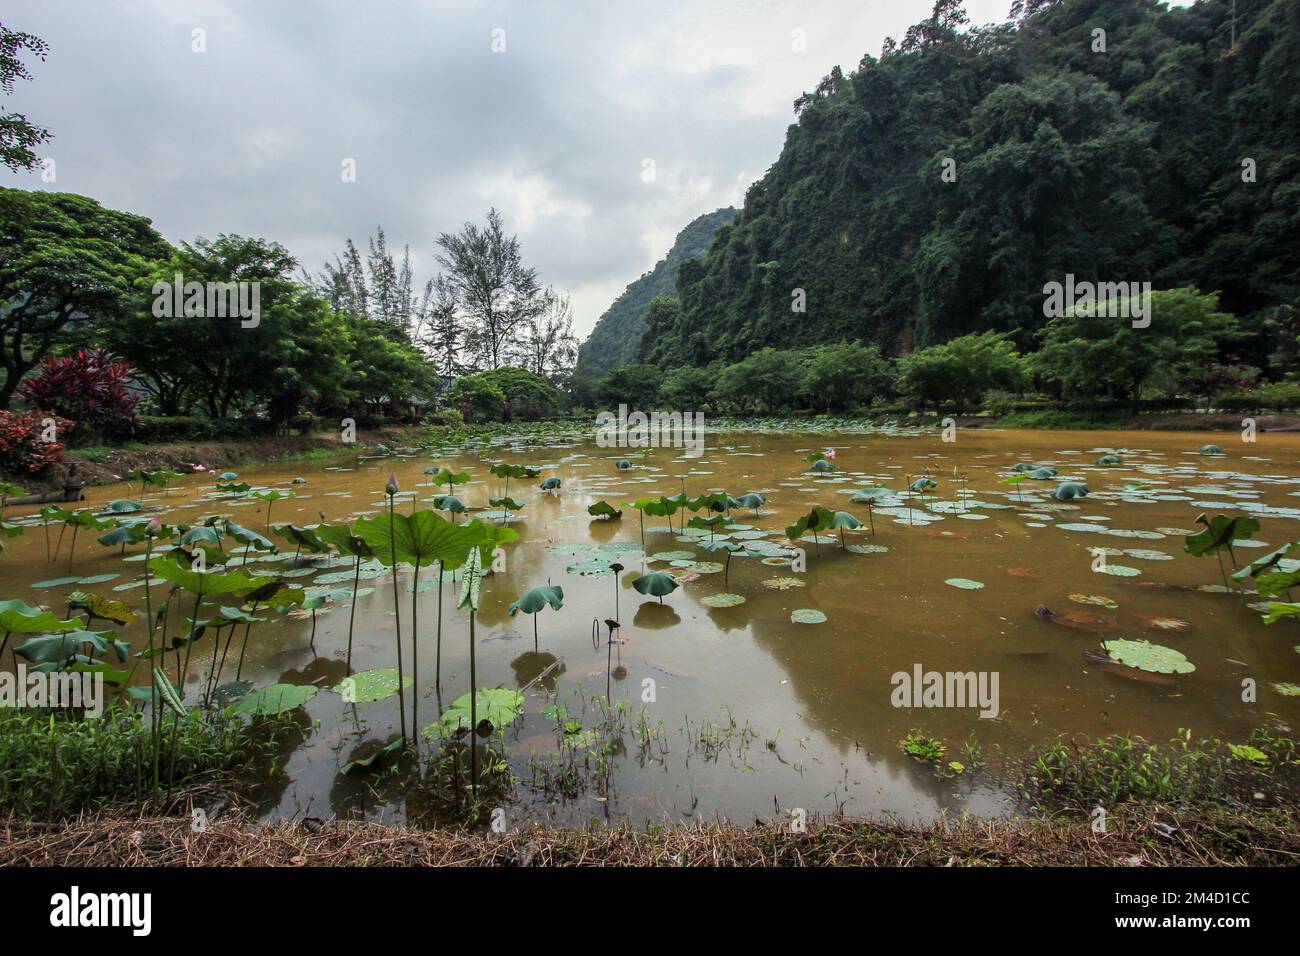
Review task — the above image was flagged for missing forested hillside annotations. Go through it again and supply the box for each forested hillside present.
[576,206,736,379]
[640,0,1300,369]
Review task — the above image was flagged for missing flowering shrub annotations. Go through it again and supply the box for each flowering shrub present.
[0,410,74,474]
[19,349,140,439]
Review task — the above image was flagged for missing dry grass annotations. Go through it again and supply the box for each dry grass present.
[4,804,1298,867]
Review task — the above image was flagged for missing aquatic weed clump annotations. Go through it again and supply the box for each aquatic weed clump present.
[1021,728,1300,812]
[0,704,294,820]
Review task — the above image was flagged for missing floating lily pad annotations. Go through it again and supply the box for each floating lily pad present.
[1132,613,1191,632]
[1069,593,1118,609]
[233,683,319,715]
[845,544,888,554]
[791,608,827,624]
[334,668,411,704]
[701,592,746,608]
[1101,639,1195,674]
[762,576,805,590]
[31,576,82,589]
[944,578,985,590]
[1096,565,1140,577]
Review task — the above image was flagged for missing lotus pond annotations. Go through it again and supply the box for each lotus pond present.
[3,426,1299,826]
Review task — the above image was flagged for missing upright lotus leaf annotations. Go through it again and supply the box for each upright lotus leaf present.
[181,525,223,548]
[67,590,138,626]
[0,599,79,635]
[1096,455,1123,465]
[736,492,766,514]
[433,494,467,518]
[850,488,892,501]
[810,459,835,473]
[688,514,728,541]
[632,571,679,603]
[1233,541,1300,582]
[251,488,296,528]
[314,523,375,558]
[699,539,742,586]
[909,477,938,492]
[274,524,326,555]
[826,510,863,547]
[1185,513,1260,558]
[785,506,836,544]
[804,451,826,464]
[16,628,129,665]
[97,521,151,549]
[252,489,296,503]
[616,460,633,470]
[355,509,485,570]
[217,481,252,496]
[509,584,564,646]
[1198,444,1223,456]
[488,496,525,522]
[1051,481,1089,501]
[509,585,565,616]
[457,541,485,612]
[432,469,471,494]
[106,499,143,513]
[147,556,274,597]
[1252,567,1300,598]
[540,477,561,491]
[224,519,278,553]
[588,501,622,520]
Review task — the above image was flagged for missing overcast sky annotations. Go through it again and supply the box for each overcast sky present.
[4,0,1019,338]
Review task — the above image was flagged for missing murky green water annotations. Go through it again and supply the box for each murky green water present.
[4,426,1298,825]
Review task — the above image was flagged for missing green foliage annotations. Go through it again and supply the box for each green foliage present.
[898,332,1028,413]
[595,363,662,410]
[715,348,803,413]
[448,367,562,422]
[630,1,1299,380]
[1035,288,1238,403]
[0,188,169,408]
[0,707,288,820]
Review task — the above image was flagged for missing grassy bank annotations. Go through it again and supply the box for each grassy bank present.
[3,803,1296,866]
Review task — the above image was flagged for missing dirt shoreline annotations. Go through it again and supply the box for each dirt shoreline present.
[3,805,1296,866]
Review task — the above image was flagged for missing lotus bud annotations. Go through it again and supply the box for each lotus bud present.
[385,472,399,496]
[146,515,162,537]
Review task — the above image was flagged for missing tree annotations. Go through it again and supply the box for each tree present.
[657,364,718,411]
[0,188,169,408]
[434,208,543,370]
[715,348,804,413]
[313,226,417,336]
[595,364,662,410]
[518,288,578,383]
[897,332,1027,413]
[445,374,505,423]
[105,235,353,421]
[1,23,51,173]
[802,342,893,411]
[1034,287,1238,405]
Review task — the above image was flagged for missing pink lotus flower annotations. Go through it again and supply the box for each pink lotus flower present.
[825,448,836,460]
[146,515,163,536]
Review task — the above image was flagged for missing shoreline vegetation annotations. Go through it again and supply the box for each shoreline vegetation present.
[4,804,1297,867]
[14,409,1298,492]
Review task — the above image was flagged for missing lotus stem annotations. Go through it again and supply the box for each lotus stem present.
[387,493,408,747]
[346,558,361,671]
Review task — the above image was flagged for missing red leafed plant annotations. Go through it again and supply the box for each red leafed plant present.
[19,348,140,438]
[0,410,74,474]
